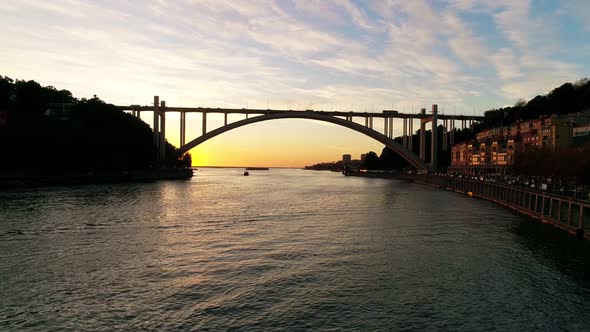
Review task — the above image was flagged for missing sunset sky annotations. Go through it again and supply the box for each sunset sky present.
[1,0,589,167]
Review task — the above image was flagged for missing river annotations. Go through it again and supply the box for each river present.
[1,168,589,331]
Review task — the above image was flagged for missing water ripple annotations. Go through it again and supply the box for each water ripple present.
[1,169,589,331]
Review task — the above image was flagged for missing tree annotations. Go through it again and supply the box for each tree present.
[363,151,380,170]
[180,153,192,168]
[514,98,527,108]
[0,75,190,174]
[452,77,590,146]
[0,76,14,109]
[13,79,46,114]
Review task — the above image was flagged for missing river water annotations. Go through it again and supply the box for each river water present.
[1,168,589,331]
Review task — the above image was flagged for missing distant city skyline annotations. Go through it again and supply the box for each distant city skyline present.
[2,0,589,166]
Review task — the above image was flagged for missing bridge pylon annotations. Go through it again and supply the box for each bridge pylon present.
[431,104,438,171]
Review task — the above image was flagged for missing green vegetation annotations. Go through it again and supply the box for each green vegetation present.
[0,75,191,175]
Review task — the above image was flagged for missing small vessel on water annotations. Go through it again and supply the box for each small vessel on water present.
[243,171,249,176]
[245,167,269,170]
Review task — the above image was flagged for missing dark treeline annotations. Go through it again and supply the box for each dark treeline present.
[0,75,191,174]
[473,78,590,133]
[365,78,590,171]
[304,161,344,171]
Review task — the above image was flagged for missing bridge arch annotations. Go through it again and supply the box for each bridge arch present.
[177,111,428,171]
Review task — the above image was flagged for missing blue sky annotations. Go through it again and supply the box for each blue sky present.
[1,0,589,166]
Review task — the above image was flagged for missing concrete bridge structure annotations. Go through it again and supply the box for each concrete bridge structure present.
[117,96,483,171]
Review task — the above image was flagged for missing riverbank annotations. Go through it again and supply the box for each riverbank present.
[346,171,590,240]
[0,168,194,188]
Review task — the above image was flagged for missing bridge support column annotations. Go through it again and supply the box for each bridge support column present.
[224,113,228,126]
[384,116,388,136]
[408,118,413,152]
[402,117,407,148]
[389,117,393,138]
[442,119,448,151]
[369,116,373,129]
[449,119,455,145]
[420,108,426,161]
[365,117,368,127]
[431,104,438,171]
[160,101,166,162]
[180,111,186,147]
[202,112,207,135]
[153,96,160,162]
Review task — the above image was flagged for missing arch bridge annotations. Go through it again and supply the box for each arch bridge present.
[117,97,483,171]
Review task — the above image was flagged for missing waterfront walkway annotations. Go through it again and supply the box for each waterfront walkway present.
[346,170,590,239]
[417,174,590,239]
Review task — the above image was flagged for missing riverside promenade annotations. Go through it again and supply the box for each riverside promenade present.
[347,171,590,240]
[407,174,590,240]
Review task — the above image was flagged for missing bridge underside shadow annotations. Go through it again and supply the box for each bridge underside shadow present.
[176,111,429,171]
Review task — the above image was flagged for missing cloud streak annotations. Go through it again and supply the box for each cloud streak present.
[0,0,587,111]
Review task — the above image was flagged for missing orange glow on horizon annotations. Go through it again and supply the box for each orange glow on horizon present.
[161,118,384,168]
[188,141,376,168]
[157,114,387,167]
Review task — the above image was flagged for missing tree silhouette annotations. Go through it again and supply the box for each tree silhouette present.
[0,75,191,174]
[363,151,381,169]
[473,78,590,133]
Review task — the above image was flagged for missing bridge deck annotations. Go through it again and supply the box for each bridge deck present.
[115,105,484,120]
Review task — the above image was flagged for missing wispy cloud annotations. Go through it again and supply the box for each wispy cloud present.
[0,0,587,111]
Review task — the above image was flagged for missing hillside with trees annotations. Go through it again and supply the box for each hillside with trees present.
[473,78,590,133]
[363,78,590,171]
[0,75,191,176]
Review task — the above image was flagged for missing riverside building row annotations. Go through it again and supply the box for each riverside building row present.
[449,112,590,175]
